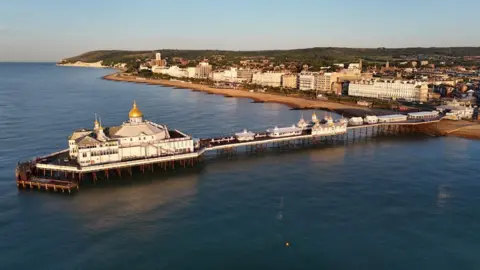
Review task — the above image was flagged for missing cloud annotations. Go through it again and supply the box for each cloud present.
[0,25,8,32]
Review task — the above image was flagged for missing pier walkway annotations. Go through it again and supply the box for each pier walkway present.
[17,118,442,194]
[201,118,442,151]
[35,149,205,173]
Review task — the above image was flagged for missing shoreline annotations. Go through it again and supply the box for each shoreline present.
[101,72,480,140]
[102,73,389,117]
[56,61,107,68]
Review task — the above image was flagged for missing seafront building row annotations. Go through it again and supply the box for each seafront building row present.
[348,79,429,102]
[146,53,475,103]
[151,60,368,92]
[153,63,429,101]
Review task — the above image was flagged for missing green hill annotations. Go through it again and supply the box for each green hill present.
[60,47,480,67]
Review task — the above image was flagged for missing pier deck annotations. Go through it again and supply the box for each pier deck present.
[201,118,442,150]
[17,177,78,193]
[16,117,443,194]
[35,149,205,173]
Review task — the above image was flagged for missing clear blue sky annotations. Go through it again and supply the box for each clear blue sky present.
[1,0,479,61]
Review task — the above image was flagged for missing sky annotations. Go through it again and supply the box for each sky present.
[1,0,479,61]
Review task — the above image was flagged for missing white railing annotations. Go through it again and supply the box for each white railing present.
[36,149,206,173]
[36,149,69,160]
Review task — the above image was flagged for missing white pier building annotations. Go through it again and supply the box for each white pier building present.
[68,101,194,167]
[310,113,347,136]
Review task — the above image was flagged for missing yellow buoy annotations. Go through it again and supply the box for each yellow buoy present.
[285,242,290,247]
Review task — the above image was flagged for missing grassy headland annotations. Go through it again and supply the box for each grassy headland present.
[60,47,480,70]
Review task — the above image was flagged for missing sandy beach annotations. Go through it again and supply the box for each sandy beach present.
[103,73,387,117]
[103,72,480,140]
[435,120,480,139]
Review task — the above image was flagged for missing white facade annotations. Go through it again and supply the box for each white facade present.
[196,62,212,79]
[166,66,188,78]
[348,80,428,102]
[408,111,439,120]
[235,130,255,141]
[266,125,302,137]
[363,115,378,124]
[252,72,284,87]
[377,114,408,123]
[223,68,238,82]
[152,66,167,74]
[436,100,474,120]
[211,71,224,82]
[186,67,197,78]
[298,73,317,91]
[348,117,364,126]
[211,68,239,82]
[310,115,347,136]
[237,69,256,82]
[69,102,194,167]
[152,65,188,78]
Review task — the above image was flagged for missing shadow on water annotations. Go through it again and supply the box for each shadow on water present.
[79,163,207,191]
[17,133,433,198]
[202,133,434,169]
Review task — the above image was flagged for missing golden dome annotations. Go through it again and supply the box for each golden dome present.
[129,100,143,118]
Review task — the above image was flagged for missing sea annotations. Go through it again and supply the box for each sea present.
[1,63,480,270]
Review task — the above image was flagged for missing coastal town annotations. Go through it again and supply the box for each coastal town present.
[139,52,480,106]
[57,48,480,139]
[7,1,480,267]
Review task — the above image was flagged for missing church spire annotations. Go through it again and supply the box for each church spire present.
[94,113,100,131]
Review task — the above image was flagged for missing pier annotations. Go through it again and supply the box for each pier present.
[202,120,440,151]
[16,117,442,194]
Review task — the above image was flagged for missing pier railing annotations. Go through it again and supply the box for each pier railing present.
[35,148,206,173]
[27,118,442,175]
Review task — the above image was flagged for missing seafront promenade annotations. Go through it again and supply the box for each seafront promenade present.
[103,73,377,116]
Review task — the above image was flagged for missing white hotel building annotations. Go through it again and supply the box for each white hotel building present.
[298,72,317,91]
[68,101,194,167]
[348,79,428,102]
[252,72,284,87]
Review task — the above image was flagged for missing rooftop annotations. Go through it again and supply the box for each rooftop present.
[408,111,439,117]
[377,114,407,119]
[266,126,303,133]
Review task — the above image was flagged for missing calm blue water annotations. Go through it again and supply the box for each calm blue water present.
[1,63,480,269]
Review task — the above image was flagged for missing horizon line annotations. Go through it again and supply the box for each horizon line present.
[71,45,480,52]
